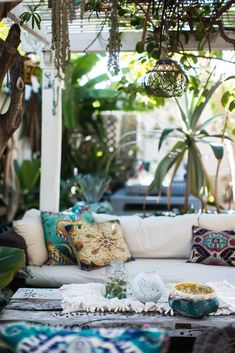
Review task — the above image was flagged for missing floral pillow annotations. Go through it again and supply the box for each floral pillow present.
[65,219,132,270]
[189,226,235,266]
[41,206,93,265]
[0,323,169,353]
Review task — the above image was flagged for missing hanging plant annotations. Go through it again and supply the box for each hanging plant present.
[18,1,235,76]
[51,0,71,78]
[106,0,120,75]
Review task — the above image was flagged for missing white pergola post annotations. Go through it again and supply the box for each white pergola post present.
[39,50,62,212]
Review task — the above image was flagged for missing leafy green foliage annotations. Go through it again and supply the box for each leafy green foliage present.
[19,4,42,29]
[0,247,25,289]
[15,160,40,192]
[63,54,117,134]
[151,75,234,210]
[150,141,186,193]
[14,159,40,210]
[105,279,127,299]
[61,53,164,188]
[221,90,235,112]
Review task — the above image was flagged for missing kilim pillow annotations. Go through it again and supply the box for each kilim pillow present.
[65,219,132,270]
[188,226,235,266]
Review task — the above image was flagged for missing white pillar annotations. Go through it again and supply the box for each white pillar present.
[39,50,62,212]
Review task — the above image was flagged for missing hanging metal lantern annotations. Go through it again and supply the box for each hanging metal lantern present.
[144,58,188,98]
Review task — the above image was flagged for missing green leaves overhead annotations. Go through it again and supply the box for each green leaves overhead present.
[20,4,42,29]
[0,247,25,289]
[69,54,99,84]
[221,86,235,112]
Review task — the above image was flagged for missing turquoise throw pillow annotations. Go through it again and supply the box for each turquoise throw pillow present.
[41,206,93,265]
[0,323,169,353]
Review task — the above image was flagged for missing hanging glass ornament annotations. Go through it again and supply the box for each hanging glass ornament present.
[144,18,188,98]
[144,58,188,98]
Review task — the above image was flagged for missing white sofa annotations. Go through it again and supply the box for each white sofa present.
[15,211,235,288]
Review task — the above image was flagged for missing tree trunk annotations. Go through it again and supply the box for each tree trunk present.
[0,24,26,159]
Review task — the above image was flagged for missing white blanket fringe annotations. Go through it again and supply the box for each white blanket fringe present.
[60,280,235,316]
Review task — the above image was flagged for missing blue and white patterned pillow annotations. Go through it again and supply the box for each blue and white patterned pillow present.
[0,323,169,353]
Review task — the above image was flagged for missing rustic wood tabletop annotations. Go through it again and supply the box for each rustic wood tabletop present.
[0,288,234,338]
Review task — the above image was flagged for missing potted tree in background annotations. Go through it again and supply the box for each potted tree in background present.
[150,73,235,212]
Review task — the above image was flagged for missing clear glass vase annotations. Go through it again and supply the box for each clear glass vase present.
[77,174,111,203]
[105,260,127,299]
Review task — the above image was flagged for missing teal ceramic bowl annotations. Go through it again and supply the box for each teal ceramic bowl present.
[168,282,219,318]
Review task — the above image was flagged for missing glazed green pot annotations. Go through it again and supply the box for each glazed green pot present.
[168,282,219,318]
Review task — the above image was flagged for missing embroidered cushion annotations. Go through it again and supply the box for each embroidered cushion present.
[65,219,132,270]
[189,226,235,266]
[0,323,169,353]
[41,206,94,266]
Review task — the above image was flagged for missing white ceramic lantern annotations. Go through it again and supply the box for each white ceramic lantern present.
[131,270,164,303]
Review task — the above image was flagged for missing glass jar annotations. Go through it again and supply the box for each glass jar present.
[105,260,127,299]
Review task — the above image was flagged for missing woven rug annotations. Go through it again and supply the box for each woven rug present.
[60,280,235,316]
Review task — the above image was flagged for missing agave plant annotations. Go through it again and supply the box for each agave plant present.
[150,75,234,211]
[0,247,25,289]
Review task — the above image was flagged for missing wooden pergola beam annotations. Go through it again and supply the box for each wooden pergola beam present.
[0,1,22,21]
[69,30,235,53]
[8,3,50,47]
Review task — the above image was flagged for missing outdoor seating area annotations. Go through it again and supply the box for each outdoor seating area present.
[0,1,235,353]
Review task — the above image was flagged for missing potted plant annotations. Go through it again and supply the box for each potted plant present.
[150,74,234,211]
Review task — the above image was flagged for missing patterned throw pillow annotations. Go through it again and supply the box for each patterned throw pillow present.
[65,219,132,270]
[0,323,169,353]
[41,206,93,265]
[189,226,235,266]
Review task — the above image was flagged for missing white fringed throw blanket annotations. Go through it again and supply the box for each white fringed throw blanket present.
[60,280,235,316]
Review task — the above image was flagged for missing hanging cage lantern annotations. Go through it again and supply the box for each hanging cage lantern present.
[144,58,188,98]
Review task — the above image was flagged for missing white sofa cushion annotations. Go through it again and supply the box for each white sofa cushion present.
[13,209,48,266]
[198,213,235,231]
[26,259,235,288]
[92,213,199,258]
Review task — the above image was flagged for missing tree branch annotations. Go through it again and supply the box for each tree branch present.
[0,24,26,158]
[179,52,235,65]
[0,24,27,87]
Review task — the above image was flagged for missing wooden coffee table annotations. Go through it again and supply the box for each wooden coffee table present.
[0,287,234,338]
